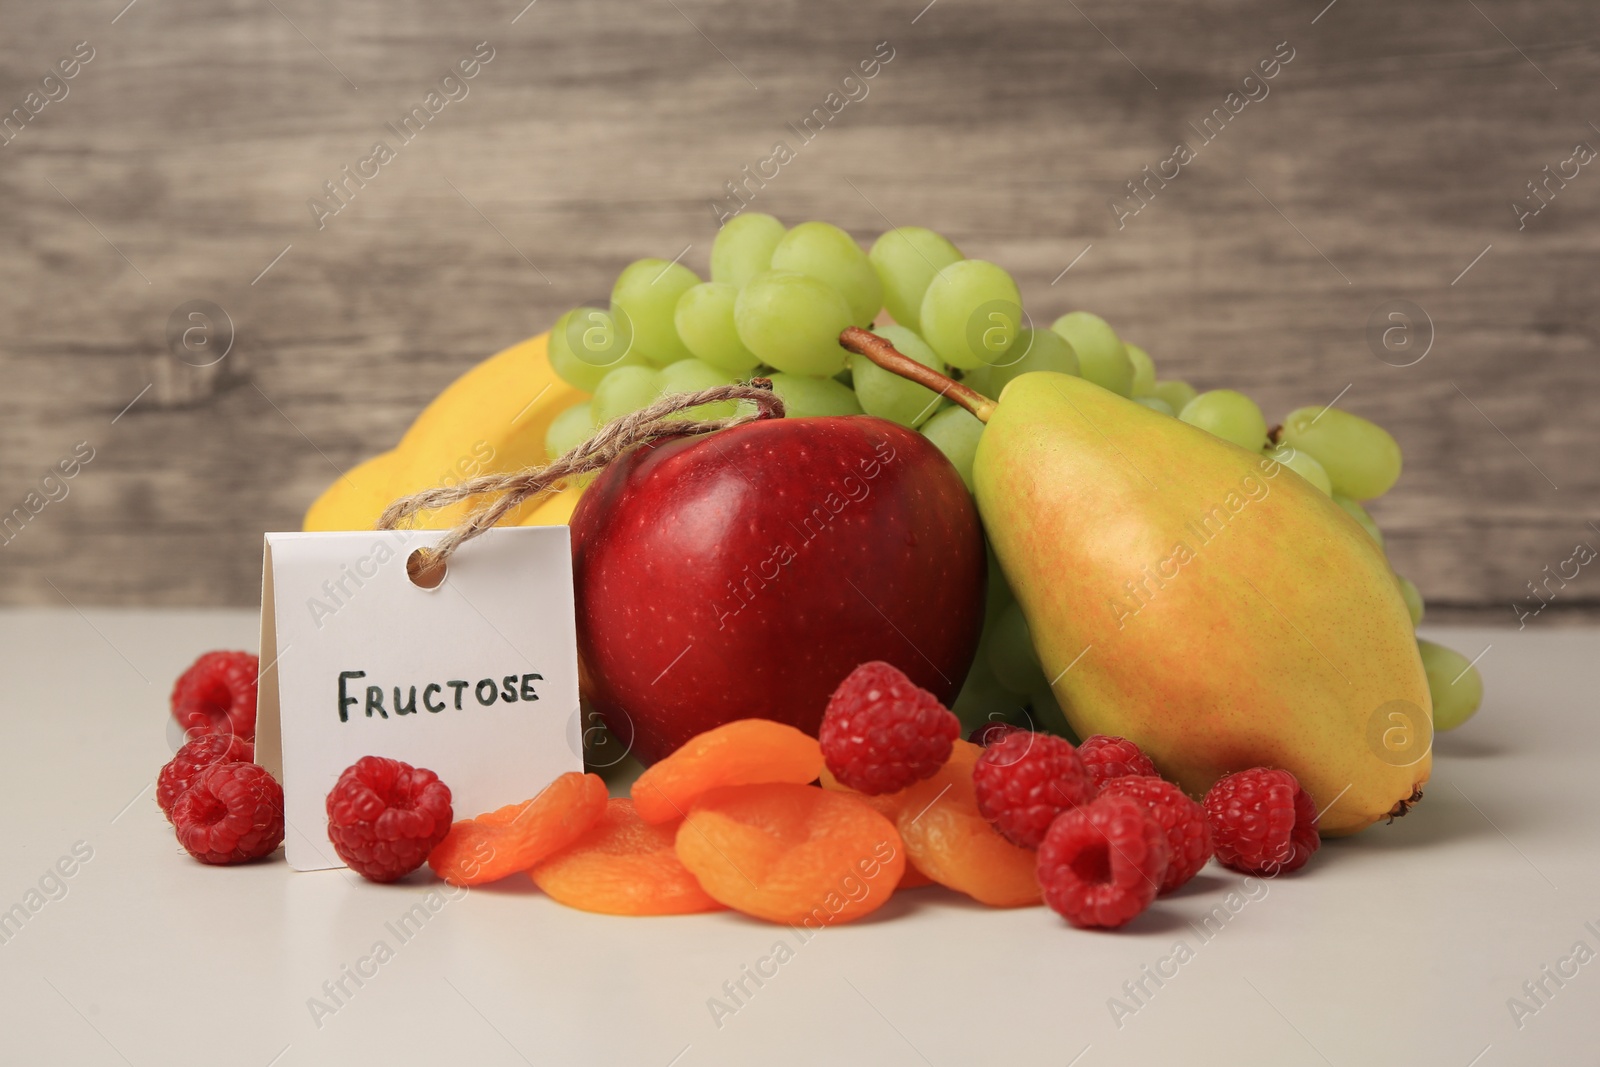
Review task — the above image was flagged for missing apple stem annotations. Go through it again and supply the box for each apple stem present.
[839,326,997,423]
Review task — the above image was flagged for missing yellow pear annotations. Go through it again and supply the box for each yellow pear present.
[840,328,1431,835]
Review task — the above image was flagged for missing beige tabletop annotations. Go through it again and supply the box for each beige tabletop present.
[0,611,1587,1066]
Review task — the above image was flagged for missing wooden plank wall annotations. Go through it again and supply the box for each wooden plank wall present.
[0,0,1594,621]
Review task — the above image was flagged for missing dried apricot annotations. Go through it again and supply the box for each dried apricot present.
[820,766,931,889]
[633,719,823,824]
[530,799,723,916]
[675,783,905,925]
[428,771,608,887]
[896,740,1042,907]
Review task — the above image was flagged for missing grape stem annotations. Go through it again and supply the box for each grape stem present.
[839,326,998,423]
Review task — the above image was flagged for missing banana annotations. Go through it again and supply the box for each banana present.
[303,332,587,532]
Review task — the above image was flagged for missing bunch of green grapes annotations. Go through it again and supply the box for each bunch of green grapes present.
[541,212,1480,738]
[542,216,865,460]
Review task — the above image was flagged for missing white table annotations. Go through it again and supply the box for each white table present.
[0,611,1592,1066]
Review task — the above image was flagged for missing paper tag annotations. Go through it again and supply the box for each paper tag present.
[256,527,582,871]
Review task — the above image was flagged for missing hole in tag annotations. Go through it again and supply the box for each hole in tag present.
[406,548,447,589]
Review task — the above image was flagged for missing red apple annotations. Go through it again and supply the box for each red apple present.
[570,414,985,765]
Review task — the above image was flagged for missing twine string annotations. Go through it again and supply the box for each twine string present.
[375,379,784,578]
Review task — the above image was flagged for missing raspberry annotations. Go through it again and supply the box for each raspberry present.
[1077,734,1157,787]
[968,721,1026,747]
[818,661,960,795]
[327,757,453,882]
[971,731,1096,849]
[1037,795,1169,929]
[1098,775,1212,894]
[171,762,284,865]
[171,650,259,741]
[157,734,254,821]
[1202,767,1320,876]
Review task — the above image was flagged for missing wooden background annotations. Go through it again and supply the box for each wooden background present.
[0,0,1594,620]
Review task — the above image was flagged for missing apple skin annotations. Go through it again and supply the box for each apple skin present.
[570,414,986,765]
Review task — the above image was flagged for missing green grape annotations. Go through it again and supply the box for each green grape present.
[769,221,883,327]
[1153,379,1198,413]
[989,328,1079,397]
[1281,406,1403,500]
[765,372,863,418]
[710,212,785,288]
[734,270,854,376]
[853,324,947,428]
[1029,685,1078,742]
[868,226,963,333]
[544,399,597,460]
[549,306,644,392]
[1397,574,1424,627]
[611,258,700,367]
[1332,494,1383,547]
[1050,312,1132,396]
[1137,397,1175,416]
[960,364,995,398]
[950,656,1012,732]
[984,544,1014,628]
[985,602,1047,695]
[1125,343,1157,397]
[544,401,600,488]
[591,365,662,426]
[919,260,1023,370]
[1418,638,1483,731]
[919,405,984,491]
[1264,443,1333,495]
[674,282,761,375]
[657,358,738,419]
[1179,389,1268,450]
[581,705,645,782]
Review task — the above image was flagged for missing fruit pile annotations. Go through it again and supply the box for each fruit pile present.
[540,214,1482,747]
[172,216,1494,940]
[155,655,1331,933]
